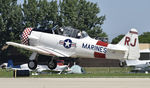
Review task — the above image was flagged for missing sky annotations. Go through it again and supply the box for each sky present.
[18,0,150,41]
[88,0,150,41]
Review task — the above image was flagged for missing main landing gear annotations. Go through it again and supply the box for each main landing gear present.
[47,58,57,69]
[28,52,57,70]
[28,60,37,70]
[28,52,38,70]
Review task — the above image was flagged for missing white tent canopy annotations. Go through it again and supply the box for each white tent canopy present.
[68,65,85,74]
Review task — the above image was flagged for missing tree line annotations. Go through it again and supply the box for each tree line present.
[111,32,150,44]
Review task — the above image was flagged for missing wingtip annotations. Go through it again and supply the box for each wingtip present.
[130,28,138,34]
[6,42,10,45]
[6,42,11,45]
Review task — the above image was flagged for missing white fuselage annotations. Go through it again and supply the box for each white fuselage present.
[29,31,127,60]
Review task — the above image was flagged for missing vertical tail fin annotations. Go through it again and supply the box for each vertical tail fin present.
[118,28,140,60]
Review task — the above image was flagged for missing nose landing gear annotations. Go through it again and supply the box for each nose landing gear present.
[119,61,126,67]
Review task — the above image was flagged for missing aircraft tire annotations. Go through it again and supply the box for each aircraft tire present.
[28,60,37,70]
[47,59,57,69]
[119,61,126,67]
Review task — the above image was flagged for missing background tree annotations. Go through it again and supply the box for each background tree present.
[0,0,23,60]
[0,0,23,43]
[23,0,39,27]
[22,0,106,37]
[23,0,58,28]
[139,32,150,43]
[59,0,106,38]
[111,34,125,44]
[38,0,58,28]
[111,32,150,44]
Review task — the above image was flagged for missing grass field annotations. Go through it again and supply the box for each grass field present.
[0,69,14,78]
[1,67,150,78]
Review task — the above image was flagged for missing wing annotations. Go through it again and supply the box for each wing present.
[6,42,69,57]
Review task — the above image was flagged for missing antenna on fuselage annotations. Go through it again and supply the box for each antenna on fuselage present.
[51,25,58,34]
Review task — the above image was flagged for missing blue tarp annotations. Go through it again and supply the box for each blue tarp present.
[7,60,20,68]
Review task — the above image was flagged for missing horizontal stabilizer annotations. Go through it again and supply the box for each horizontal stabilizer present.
[107,44,127,52]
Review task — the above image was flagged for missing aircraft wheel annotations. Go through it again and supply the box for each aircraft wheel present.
[47,59,57,69]
[28,60,37,70]
[119,61,126,67]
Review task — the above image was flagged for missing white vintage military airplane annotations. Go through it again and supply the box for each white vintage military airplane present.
[6,26,140,70]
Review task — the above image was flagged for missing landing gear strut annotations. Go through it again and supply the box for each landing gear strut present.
[28,52,38,70]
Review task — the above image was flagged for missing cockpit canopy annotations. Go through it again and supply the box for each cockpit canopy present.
[33,26,89,39]
[58,27,89,38]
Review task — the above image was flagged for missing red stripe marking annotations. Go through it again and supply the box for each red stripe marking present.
[96,41,108,47]
[94,41,108,59]
[94,52,106,58]
[71,44,76,46]
[71,43,76,47]
[59,41,64,45]
[130,31,138,34]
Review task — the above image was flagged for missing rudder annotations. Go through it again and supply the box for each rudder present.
[118,28,140,60]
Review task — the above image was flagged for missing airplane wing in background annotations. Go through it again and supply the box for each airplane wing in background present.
[6,42,69,57]
[126,60,150,66]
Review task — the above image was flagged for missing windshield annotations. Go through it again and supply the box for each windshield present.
[59,27,89,38]
[81,31,89,38]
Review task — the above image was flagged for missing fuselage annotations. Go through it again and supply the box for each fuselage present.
[28,31,126,60]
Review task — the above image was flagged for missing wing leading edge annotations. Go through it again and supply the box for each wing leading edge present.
[6,42,68,57]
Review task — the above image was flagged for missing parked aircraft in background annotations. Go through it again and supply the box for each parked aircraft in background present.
[126,59,150,73]
[122,48,150,68]
[126,59,150,68]
[0,60,69,74]
[6,26,140,70]
[0,63,8,69]
[0,60,29,70]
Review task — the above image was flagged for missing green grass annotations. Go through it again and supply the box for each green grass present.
[1,67,150,78]
[0,69,13,78]
[84,67,132,74]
